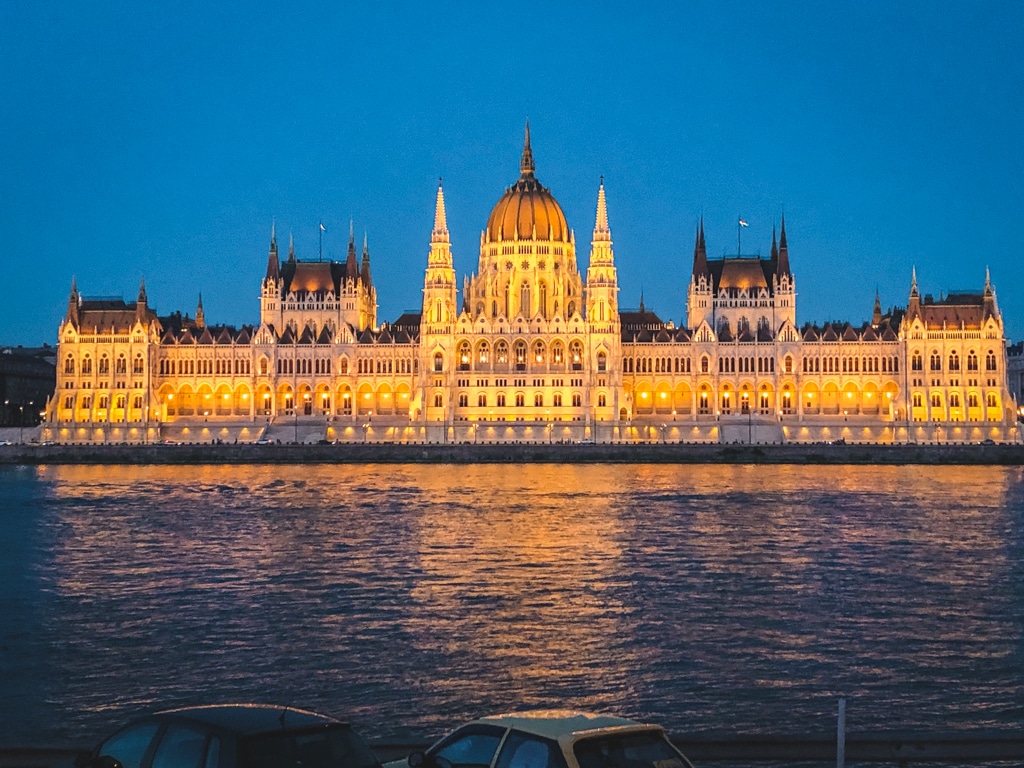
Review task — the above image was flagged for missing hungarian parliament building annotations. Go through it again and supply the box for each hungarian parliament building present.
[44,128,1019,444]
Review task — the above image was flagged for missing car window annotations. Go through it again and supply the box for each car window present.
[204,737,220,768]
[151,725,209,768]
[432,725,506,768]
[572,731,691,768]
[98,722,160,768]
[243,725,380,768]
[495,732,567,768]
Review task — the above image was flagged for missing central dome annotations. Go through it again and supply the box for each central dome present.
[485,124,569,244]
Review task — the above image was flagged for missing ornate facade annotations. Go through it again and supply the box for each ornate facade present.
[44,127,1020,445]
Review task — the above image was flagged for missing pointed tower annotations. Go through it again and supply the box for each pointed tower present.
[345,221,359,281]
[687,218,712,330]
[265,223,280,280]
[420,179,459,426]
[777,216,791,276]
[134,278,148,324]
[360,232,372,287]
[583,178,622,425]
[770,226,778,269]
[983,267,998,320]
[907,266,921,321]
[260,223,283,326]
[872,290,883,327]
[196,293,205,329]
[66,277,80,327]
[773,215,796,330]
[521,119,535,177]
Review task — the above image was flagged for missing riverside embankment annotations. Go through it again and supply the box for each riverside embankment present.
[1,441,1023,464]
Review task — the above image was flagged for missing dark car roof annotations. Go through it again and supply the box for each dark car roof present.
[153,704,344,735]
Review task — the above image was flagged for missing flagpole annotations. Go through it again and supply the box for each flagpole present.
[319,221,323,262]
[737,217,741,255]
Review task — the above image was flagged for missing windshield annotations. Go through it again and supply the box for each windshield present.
[243,725,380,768]
[572,730,692,768]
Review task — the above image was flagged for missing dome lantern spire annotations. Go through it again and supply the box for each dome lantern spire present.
[520,119,535,177]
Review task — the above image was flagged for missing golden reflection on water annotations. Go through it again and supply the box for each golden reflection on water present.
[23,463,1024,740]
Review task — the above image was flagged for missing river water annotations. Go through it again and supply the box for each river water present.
[0,464,1022,749]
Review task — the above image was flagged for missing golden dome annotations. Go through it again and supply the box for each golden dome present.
[485,124,569,243]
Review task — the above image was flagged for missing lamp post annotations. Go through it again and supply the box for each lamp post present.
[19,404,25,444]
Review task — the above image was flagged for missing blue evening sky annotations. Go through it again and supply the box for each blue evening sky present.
[2,1,1022,346]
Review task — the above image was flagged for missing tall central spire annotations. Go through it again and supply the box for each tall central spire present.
[593,176,611,243]
[432,178,449,243]
[520,119,535,177]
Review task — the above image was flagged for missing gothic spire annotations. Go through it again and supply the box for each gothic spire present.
[520,119,535,177]
[288,231,295,260]
[196,293,205,328]
[770,226,778,262]
[593,176,611,242]
[360,232,372,287]
[432,178,449,243]
[66,277,79,325]
[910,266,919,296]
[346,220,359,280]
[872,290,882,327]
[692,218,709,278]
[777,215,791,276]
[266,222,280,281]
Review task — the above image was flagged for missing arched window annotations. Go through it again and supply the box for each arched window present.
[551,341,564,365]
[553,393,562,407]
[64,356,75,374]
[533,340,546,365]
[514,341,528,370]
[986,351,997,371]
[495,340,509,364]
[534,393,544,407]
[701,356,710,374]
[433,393,443,407]
[948,352,960,371]
[116,355,127,374]
[967,351,978,371]
[81,356,92,374]
[434,352,444,372]
[457,342,471,370]
[458,393,468,407]
[598,393,607,407]
[515,392,525,407]
[930,351,942,371]
[478,341,489,365]
[99,355,109,375]
[597,351,607,372]
[133,355,144,374]
[339,357,349,374]
[478,393,487,407]
[784,356,793,374]
[569,340,584,370]
[520,282,531,317]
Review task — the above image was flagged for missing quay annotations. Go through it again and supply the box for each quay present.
[1,441,1023,465]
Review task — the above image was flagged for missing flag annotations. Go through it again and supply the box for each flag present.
[320,222,326,232]
[738,219,749,227]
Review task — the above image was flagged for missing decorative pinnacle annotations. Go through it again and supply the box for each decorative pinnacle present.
[520,119,535,177]
[593,178,610,242]
[432,179,449,242]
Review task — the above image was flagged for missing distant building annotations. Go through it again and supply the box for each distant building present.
[1007,341,1024,422]
[1,345,55,427]
[43,127,1020,444]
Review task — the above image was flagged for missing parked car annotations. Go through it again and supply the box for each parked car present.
[78,703,382,768]
[397,711,694,768]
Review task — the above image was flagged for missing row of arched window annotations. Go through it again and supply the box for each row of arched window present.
[65,354,142,375]
[451,339,600,372]
[803,356,900,374]
[911,350,997,372]
[446,391,602,409]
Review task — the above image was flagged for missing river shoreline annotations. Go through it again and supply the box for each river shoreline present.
[2,441,1023,464]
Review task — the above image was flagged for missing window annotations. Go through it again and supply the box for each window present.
[967,352,978,371]
[478,342,490,365]
[458,342,471,370]
[97,723,160,768]
[596,351,607,372]
[533,340,546,365]
[949,352,960,371]
[133,355,144,374]
[434,352,444,372]
[478,393,487,407]
[431,725,506,768]
[99,356,110,374]
[151,725,208,768]
[495,732,568,768]
[117,355,127,374]
[572,393,582,407]
[784,356,793,373]
[433,393,443,408]
[458,393,468,407]
[598,393,606,407]
[553,393,562,407]
[534,393,544,407]
[987,393,997,407]
[515,393,525,407]
[64,356,75,374]
[82,356,92,374]
[497,393,506,407]
[931,393,941,408]
[495,341,509,364]
[569,341,584,370]
[930,352,941,371]
[986,351,997,371]
[913,393,923,407]
[701,356,710,374]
